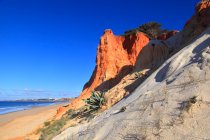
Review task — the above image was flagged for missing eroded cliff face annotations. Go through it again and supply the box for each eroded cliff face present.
[182,0,210,45]
[55,30,149,115]
[55,29,180,118]
[56,30,177,114]
[80,29,149,99]
[78,31,170,109]
[104,40,170,108]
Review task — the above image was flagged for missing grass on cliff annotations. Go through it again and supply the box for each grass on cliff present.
[39,91,106,140]
[39,109,94,140]
[39,118,67,140]
[39,110,79,140]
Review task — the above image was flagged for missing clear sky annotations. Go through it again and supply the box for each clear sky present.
[0,0,200,100]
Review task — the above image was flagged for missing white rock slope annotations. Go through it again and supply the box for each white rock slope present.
[54,28,210,140]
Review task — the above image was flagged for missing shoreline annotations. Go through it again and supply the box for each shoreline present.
[0,103,68,140]
[0,101,68,116]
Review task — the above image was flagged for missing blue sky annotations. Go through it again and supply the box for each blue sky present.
[0,0,200,100]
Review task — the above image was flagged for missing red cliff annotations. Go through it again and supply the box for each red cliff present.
[80,29,149,99]
[55,30,149,116]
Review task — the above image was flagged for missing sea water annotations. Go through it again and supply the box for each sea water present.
[0,101,57,115]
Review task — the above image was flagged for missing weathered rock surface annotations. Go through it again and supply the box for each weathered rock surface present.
[135,40,169,71]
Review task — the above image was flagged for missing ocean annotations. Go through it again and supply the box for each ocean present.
[0,101,59,115]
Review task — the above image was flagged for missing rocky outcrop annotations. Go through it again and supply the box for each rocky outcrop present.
[55,30,149,115]
[182,0,210,45]
[54,30,149,113]
[135,40,169,71]
[57,29,177,113]
[56,26,179,116]
[157,30,179,40]
[80,30,149,99]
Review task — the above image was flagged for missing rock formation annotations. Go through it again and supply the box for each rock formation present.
[135,40,169,71]
[157,30,179,40]
[182,0,210,45]
[55,30,149,116]
[80,30,149,99]
[56,21,178,116]
[102,40,170,108]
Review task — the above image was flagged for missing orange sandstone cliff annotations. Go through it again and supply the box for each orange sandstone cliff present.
[55,28,180,117]
[56,29,179,116]
[56,30,149,115]
[80,29,149,99]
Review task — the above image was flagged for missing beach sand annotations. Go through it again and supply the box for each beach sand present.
[0,103,67,140]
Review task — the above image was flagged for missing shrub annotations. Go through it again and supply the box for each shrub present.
[83,91,105,112]
[124,22,168,39]
[138,22,166,39]
[66,109,79,119]
[44,121,51,127]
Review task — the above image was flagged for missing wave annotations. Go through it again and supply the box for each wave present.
[0,107,28,115]
[0,102,58,115]
[0,106,26,110]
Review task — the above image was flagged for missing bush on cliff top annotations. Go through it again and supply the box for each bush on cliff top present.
[124,22,168,39]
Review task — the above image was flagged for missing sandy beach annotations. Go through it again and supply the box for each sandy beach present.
[0,103,67,140]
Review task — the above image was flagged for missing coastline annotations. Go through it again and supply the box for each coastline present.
[0,103,68,140]
[0,101,67,115]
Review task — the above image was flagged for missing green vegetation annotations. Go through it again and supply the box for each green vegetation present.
[83,91,105,112]
[123,22,168,39]
[39,91,106,140]
[44,121,51,127]
[66,109,79,119]
[39,118,67,140]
